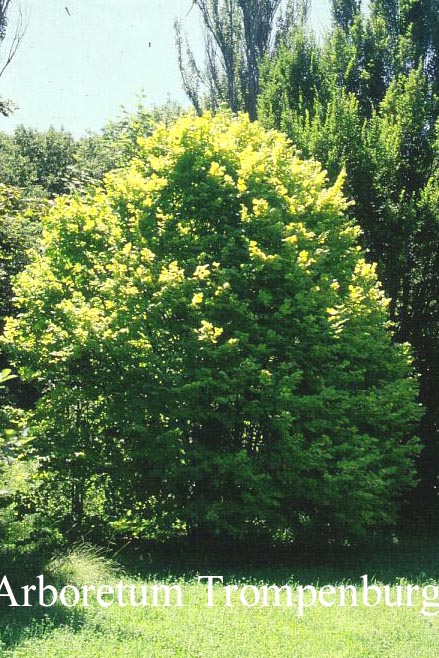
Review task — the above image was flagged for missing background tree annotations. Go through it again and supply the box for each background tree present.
[0,127,78,197]
[258,28,327,130]
[258,0,439,526]
[0,0,27,116]
[175,0,307,120]
[3,112,421,541]
[0,183,42,322]
[331,0,362,31]
[0,183,42,359]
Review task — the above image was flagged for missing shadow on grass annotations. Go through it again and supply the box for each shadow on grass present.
[0,553,86,651]
[116,533,439,587]
[0,534,437,651]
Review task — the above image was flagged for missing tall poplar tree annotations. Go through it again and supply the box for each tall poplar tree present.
[175,0,307,120]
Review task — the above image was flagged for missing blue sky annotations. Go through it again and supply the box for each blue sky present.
[0,0,331,137]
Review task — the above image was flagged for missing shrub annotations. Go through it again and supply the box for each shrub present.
[3,112,422,541]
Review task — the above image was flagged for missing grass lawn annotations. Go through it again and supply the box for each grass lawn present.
[0,538,438,657]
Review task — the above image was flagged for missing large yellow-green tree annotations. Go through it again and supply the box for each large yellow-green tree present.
[3,112,421,540]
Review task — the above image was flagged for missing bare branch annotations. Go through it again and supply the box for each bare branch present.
[0,1,28,80]
[174,18,204,116]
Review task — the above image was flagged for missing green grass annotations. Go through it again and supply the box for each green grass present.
[0,538,438,657]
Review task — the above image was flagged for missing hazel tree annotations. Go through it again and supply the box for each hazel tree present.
[3,112,421,540]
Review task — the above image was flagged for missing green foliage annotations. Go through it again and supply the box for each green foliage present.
[0,368,40,553]
[0,127,77,198]
[3,112,421,541]
[396,0,439,94]
[363,68,437,308]
[0,183,43,321]
[0,105,183,202]
[330,0,361,31]
[319,12,395,117]
[71,102,183,191]
[258,29,327,131]
[259,2,439,519]
[0,186,44,554]
[329,0,439,102]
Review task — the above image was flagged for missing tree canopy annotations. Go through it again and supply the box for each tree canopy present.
[3,112,421,540]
